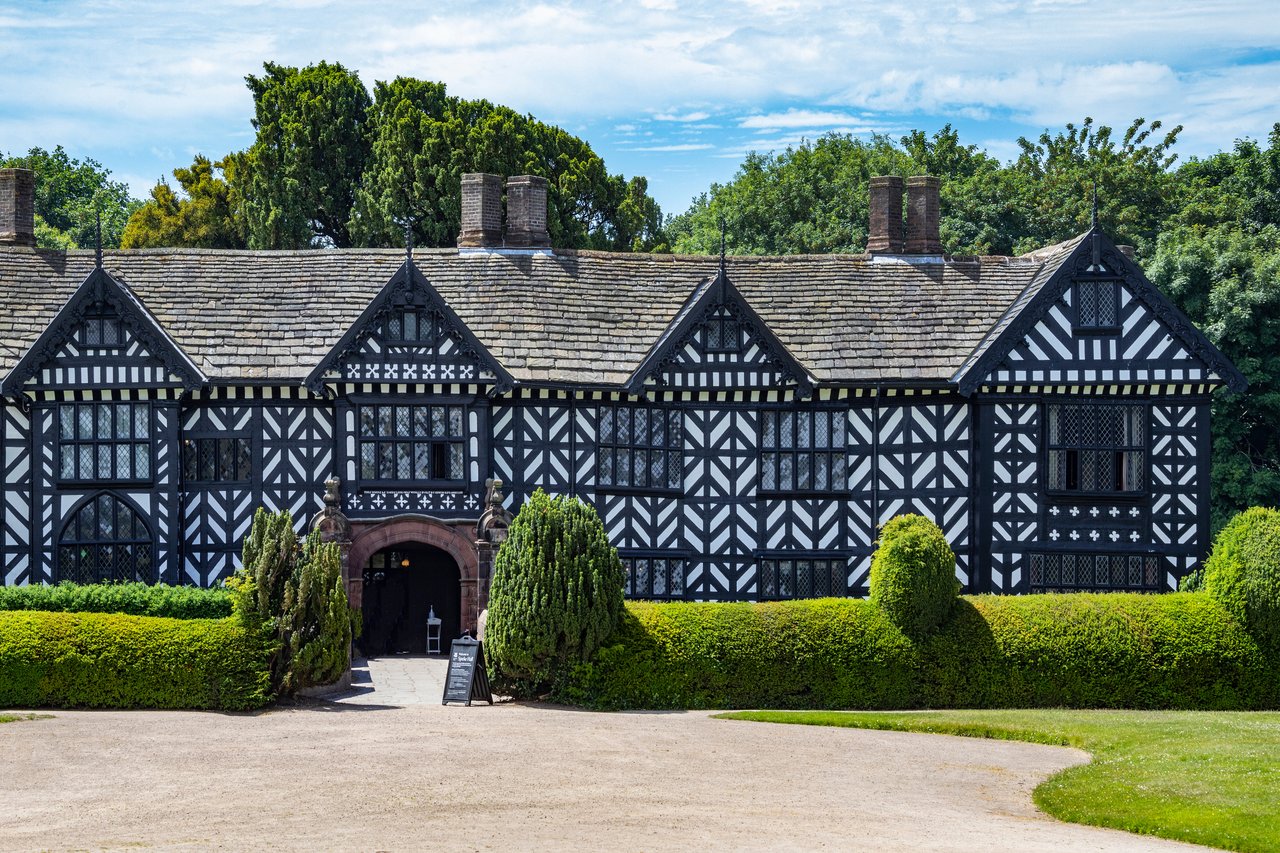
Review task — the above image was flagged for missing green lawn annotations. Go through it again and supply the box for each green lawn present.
[716,709,1280,852]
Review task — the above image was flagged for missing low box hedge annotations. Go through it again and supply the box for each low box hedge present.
[564,593,1278,711]
[0,610,271,711]
[0,581,232,620]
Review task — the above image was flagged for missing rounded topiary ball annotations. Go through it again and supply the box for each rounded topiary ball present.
[869,514,959,638]
[1203,506,1280,657]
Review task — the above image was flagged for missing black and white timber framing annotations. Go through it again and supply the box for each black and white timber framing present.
[0,218,1244,601]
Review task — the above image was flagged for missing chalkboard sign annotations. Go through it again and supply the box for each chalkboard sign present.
[442,635,493,706]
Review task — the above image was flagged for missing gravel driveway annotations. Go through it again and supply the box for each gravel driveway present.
[0,658,1206,852]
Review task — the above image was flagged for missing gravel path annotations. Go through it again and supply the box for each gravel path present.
[1,658,1208,852]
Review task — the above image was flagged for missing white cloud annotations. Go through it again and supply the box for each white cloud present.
[739,109,873,129]
[630,143,716,152]
[653,111,713,122]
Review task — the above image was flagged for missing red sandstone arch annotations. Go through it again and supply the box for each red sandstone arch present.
[347,516,480,633]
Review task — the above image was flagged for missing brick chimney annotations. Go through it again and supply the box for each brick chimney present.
[866,175,904,253]
[504,175,551,249]
[905,175,942,255]
[0,168,36,248]
[458,172,503,248]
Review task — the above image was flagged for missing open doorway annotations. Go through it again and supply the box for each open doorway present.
[359,544,461,657]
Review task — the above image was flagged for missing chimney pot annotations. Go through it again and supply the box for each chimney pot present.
[905,175,942,255]
[458,173,503,248]
[504,175,551,249]
[0,168,37,248]
[866,176,904,253]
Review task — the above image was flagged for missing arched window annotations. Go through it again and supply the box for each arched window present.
[57,493,155,584]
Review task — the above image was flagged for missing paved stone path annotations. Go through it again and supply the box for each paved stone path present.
[329,655,451,706]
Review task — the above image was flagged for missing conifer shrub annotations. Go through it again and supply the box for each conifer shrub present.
[485,489,625,698]
[227,508,355,697]
[0,581,231,619]
[869,514,959,637]
[1203,506,1280,658]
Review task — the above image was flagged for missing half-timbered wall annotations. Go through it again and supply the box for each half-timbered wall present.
[1,400,32,586]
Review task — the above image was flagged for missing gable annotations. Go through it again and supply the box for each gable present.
[955,231,1246,394]
[307,259,512,392]
[627,272,814,395]
[0,267,205,394]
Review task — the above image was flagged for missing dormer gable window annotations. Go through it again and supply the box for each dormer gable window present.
[703,312,740,353]
[1074,279,1120,332]
[79,315,125,349]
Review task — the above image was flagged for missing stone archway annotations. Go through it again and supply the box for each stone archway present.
[348,516,481,634]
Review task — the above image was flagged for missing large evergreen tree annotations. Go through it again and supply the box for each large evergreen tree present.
[122,154,246,249]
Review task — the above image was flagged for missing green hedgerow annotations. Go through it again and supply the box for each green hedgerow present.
[869,514,959,638]
[1203,506,1280,657]
[485,489,625,698]
[0,581,231,620]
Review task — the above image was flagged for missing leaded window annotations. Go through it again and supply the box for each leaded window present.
[1075,279,1119,329]
[78,315,125,348]
[597,407,682,490]
[383,308,443,343]
[760,409,846,493]
[358,404,465,482]
[621,554,686,599]
[1047,403,1145,494]
[704,313,740,353]
[183,437,252,483]
[57,402,151,482]
[57,493,155,583]
[1029,552,1160,593]
[759,556,847,600]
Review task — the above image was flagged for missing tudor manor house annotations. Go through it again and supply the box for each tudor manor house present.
[0,168,1243,653]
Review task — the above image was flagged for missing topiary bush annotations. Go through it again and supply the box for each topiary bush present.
[0,581,231,620]
[227,508,355,697]
[1203,506,1280,658]
[485,489,625,698]
[869,514,959,637]
[0,610,270,710]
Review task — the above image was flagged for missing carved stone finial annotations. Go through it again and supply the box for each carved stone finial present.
[94,208,103,270]
[310,475,352,543]
[476,477,513,544]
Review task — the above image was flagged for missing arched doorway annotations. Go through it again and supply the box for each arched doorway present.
[359,544,461,656]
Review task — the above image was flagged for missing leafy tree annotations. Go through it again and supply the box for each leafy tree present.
[122,154,246,249]
[0,145,139,249]
[241,61,372,248]
[352,77,665,251]
[1008,117,1182,256]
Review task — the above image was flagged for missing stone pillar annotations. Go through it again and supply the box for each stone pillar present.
[905,175,942,255]
[0,168,36,248]
[458,173,503,248]
[474,478,513,619]
[309,476,355,606]
[866,175,904,253]
[504,175,551,249]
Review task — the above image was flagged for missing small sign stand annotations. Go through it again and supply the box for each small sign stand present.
[442,633,493,706]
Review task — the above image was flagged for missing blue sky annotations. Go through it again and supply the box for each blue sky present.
[2,0,1279,216]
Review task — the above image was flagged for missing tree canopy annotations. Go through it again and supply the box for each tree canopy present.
[125,62,666,252]
[0,145,138,249]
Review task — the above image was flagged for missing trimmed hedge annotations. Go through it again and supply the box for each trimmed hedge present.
[1203,506,1280,657]
[0,581,232,620]
[564,593,1277,711]
[0,610,271,711]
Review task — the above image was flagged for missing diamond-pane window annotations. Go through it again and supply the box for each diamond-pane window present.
[621,554,687,600]
[58,402,153,483]
[759,556,848,600]
[1046,404,1145,494]
[597,406,682,490]
[760,409,847,494]
[57,493,155,584]
[356,404,466,482]
[1075,279,1120,329]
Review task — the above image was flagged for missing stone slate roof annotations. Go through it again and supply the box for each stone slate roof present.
[0,242,1071,388]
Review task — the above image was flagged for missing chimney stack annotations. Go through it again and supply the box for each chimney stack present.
[905,175,942,255]
[458,173,503,248]
[504,175,551,249]
[866,176,904,253]
[0,168,36,248]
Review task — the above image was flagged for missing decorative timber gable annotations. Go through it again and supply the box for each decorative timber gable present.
[626,270,814,396]
[307,258,512,393]
[953,229,1247,395]
[0,266,206,395]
